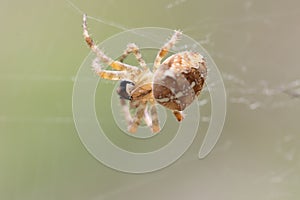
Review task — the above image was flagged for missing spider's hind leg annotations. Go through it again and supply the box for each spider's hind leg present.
[153,30,182,71]
[173,110,184,122]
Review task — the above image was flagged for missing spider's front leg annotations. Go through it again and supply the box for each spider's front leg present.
[92,58,127,80]
[83,14,141,76]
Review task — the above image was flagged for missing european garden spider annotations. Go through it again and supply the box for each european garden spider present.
[83,14,207,133]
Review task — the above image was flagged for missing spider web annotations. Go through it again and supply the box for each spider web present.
[67,0,300,199]
[66,0,300,112]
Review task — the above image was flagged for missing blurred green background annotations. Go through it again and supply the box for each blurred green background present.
[1,0,300,199]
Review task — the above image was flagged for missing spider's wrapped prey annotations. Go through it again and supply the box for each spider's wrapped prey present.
[153,51,207,117]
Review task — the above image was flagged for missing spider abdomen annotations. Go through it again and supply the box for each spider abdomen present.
[153,51,207,111]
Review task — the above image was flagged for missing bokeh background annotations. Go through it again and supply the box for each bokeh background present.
[1,0,299,199]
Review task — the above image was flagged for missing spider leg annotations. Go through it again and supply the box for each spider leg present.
[128,101,147,133]
[119,98,133,126]
[173,110,184,122]
[150,103,160,133]
[143,104,152,128]
[83,14,141,75]
[97,70,127,80]
[119,43,147,70]
[153,30,182,71]
[92,58,127,80]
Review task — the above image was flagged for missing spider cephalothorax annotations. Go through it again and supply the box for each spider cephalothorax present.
[83,14,207,133]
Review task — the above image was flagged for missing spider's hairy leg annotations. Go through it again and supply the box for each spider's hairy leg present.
[82,14,141,74]
[98,70,127,80]
[110,61,142,76]
[83,14,114,65]
[128,101,147,133]
[92,58,127,80]
[173,110,184,122]
[153,30,182,71]
[119,43,147,70]
[120,98,133,126]
[143,105,152,128]
[150,103,160,133]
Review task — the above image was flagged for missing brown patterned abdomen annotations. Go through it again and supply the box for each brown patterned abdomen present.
[153,52,207,111]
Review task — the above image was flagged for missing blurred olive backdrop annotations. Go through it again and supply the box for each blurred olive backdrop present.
[1,0,300,200]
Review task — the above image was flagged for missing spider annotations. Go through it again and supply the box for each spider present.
[83,14,207,133]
